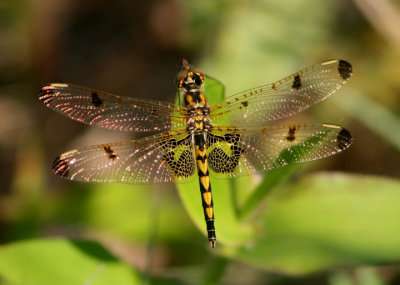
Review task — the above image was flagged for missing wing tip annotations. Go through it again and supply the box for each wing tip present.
[39,84,55,105]
[39,83,68,104]
[338,60,353,80]
[52,155,71,178]
[321,59,353,80]
[337,128,353,151]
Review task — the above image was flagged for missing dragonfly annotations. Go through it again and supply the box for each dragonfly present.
[39,59,353,248]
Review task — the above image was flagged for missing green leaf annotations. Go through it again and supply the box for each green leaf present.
[224,173,400,275]
[0,238,180,285]
[0,239,141,285]
[203,75,226,106]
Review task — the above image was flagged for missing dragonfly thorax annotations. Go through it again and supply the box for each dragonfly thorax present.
[184,91,207,107]
[186,104,211,134]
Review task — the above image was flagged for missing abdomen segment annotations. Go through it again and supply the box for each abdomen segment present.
[194,134,216,248]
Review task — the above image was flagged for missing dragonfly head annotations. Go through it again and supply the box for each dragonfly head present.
[175,59,205,91]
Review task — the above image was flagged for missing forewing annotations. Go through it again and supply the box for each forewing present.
[207,124,353,178]
[52,129,196,184]
[209,60,352,125]
[39,83,187,132]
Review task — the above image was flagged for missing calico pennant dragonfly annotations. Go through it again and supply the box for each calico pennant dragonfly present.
[39,59,353,248]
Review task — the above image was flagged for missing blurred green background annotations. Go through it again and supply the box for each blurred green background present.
[0,0,400,284]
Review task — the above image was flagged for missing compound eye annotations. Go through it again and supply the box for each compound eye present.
[194,74,203,86]
[175,70,187,88]
[192,71,204,86]
[191,68,204,84]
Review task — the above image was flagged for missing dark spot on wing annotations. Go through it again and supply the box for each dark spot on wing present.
[91,92,103,107]
[337,128,353,150]
[241,101,248,107]
[52,156,70,177]
[338,60,353,80]
[208,145,245,174]
[159,136,194,178]
[163,149,194,178]
[103,146,118,160]
[292,75,302,90]
[286,126,296,142]
[207,132,245,174]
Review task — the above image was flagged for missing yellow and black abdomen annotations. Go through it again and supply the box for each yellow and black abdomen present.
[194,134,216,248]
[179,73,216,247]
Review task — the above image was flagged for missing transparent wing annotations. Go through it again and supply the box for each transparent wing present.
[39,83,187,132]
[52,129,196,184]
[207,123,353,178]
[209,60,352,125]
